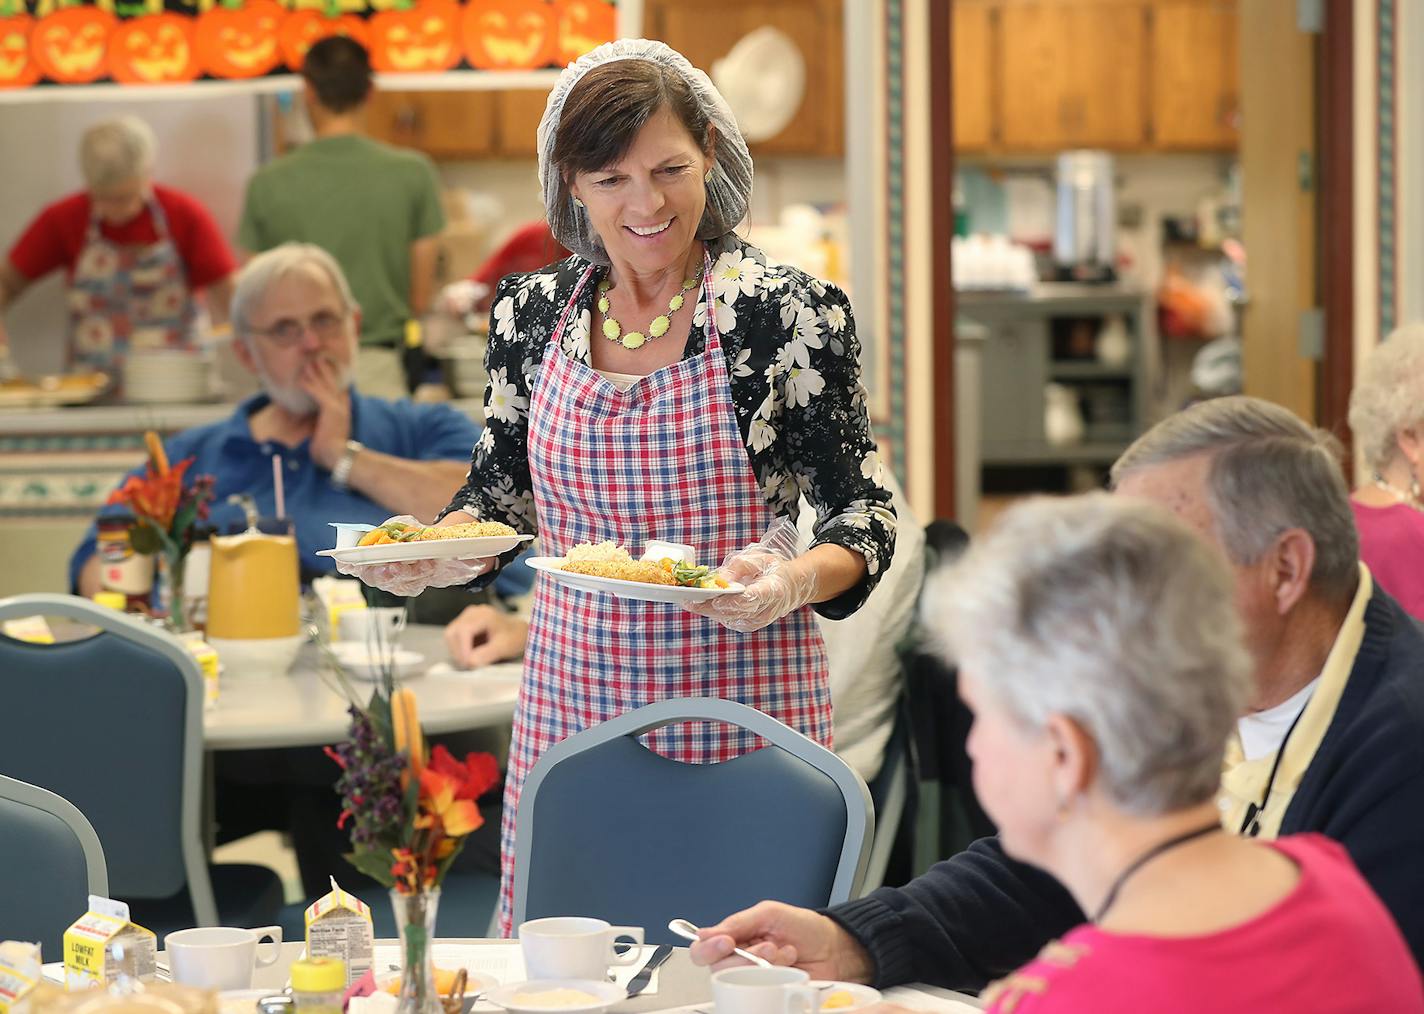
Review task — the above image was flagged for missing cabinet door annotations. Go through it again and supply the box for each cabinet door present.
[1150,0,1239,149]
[953,0,995,150]
[365,91,497,159]
[977,318,1049,455]
[495,89,553,159]
[999,0,1149,150]
[645,0,843,157]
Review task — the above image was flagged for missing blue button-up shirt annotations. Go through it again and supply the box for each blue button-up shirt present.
[70,391,533,597]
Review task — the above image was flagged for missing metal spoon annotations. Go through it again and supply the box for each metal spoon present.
[667,918,773,968]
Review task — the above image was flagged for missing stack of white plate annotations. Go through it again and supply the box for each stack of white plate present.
[123,349,212,404]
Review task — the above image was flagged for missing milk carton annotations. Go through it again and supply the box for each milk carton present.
[63,897,156,990]
[0,941,42,1014]
[304,879,373,988]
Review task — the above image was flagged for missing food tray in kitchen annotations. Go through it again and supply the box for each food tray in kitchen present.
[0,372,109,409]
[525,540,743,603]
[318,519,533,566]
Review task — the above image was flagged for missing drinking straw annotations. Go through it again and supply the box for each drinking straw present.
[273,454,286,520]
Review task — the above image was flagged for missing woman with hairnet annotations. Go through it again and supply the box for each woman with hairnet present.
[340,39,896,931]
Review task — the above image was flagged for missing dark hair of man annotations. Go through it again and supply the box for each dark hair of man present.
[302,36,373,114]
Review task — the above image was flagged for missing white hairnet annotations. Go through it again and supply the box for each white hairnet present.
[537,39,754,265]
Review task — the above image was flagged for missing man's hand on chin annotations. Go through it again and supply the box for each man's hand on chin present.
[303,356,353,470]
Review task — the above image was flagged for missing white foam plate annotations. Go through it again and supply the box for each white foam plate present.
[330,642,426,681]
[318,533,534,565]
[526,556,743,603]
[486,980,624,1014]
[810,982,882,1013]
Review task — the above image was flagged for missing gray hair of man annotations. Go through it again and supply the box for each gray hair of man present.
[1109,395,1359,603]
[923,493,1253,816]
[79,117,157,190]
[230,242,359,347]
[1348,323,1424,474]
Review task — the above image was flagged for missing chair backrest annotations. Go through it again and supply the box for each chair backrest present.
[513,698,874,942]
[0,775,108,955]
[0,594,215,924]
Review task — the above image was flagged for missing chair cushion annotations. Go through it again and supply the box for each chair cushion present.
[124,863,284,939]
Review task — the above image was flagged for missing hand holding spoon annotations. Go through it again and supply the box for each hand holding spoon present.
[668,918,773,968]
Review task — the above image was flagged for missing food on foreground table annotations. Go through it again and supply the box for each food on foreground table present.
[558,540,730,589]
[357,519,517,547]
[507,988,604,1009]
[381,967,465,995]
[821,990,857,1009]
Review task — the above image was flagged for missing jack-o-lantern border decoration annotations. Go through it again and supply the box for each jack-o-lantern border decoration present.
[8,0,618,91]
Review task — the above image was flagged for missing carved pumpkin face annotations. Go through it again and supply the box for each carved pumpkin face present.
[462,0,556,70]
[30,6,115,85]
[195,0,282,80]
[552,0,615,66]
[0,15,39,88]
[369,1,462,74]
[108,14,199,85]
[277,10,369,73]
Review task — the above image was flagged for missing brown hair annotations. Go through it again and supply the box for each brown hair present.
[550,60,726,232]
[302,36,372,114]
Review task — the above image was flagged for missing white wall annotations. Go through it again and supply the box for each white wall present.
[0,95,259,375]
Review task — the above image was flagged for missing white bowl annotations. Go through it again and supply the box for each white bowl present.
[207,633,305,679]
[330,642,425,681]
[485,980,625,1014]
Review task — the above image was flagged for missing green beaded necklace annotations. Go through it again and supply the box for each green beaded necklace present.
[596,272,700,350]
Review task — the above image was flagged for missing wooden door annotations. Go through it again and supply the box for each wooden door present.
[998,0,1149,150]
[645,0,844,157]
[365,91,497,159]
[1150,0,1239,149]
[495,89,553,159]
[953,0,995,150]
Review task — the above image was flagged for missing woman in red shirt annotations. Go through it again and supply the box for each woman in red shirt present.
[0,116,236,381]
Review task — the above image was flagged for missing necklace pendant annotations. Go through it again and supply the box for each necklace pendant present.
[648,316,670,338]
[622,332,647,350]
[602,318,621,341]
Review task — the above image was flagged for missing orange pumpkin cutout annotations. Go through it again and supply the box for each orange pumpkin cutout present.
[462,0,556,71]
[30,6,115,85]
[0,14,39,89]
[552,0,614,66]
[278,10,369,72]
[109,14,199,85]
[196,0,283,80]
[368,1,462,74]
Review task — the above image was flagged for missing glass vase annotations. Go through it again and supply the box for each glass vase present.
[156,550,188,633]
[391,887,443,1014]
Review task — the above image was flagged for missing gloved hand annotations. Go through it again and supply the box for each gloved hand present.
[683,518,818,632]
[334,515,494,596]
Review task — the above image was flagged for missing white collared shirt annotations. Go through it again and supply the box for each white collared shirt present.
[1237,676,1320,762]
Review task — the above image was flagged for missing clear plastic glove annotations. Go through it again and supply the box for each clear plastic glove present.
[334,515,493,596]
[683,518,818,632]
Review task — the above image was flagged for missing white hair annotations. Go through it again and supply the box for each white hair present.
[231,242,358,343]
[923,493,1253,817]
[79,117,157,190]
[1348,323,1424,473]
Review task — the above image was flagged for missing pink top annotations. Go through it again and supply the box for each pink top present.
[1352,500,1424,618]
[985,835,1424,1014]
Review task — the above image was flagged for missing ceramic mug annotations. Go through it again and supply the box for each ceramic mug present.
[165,925,283,990]
[339,606,406,646]
[518,917,644,980]
[711,967,821,1014]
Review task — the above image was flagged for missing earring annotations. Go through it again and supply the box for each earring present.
[573,196,585,209]
[704,170,713,184]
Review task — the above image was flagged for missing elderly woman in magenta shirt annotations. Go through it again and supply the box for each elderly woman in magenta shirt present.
[1347,323,1424,618]
[341,39,896,933]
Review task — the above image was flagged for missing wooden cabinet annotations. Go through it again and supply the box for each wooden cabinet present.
[998,0,1149,150]
[644,0,844,157]
[1149,0,1239,148]
[494,89,553,159]
[953,0,995,150]
[365,90,497,159]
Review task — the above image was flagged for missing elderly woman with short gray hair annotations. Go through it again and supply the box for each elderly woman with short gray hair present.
[1348,323,1424,617]
[0,115,236,384]
[924,494,1422,1014]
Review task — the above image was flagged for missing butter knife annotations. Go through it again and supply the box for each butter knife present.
[624,944,674,998]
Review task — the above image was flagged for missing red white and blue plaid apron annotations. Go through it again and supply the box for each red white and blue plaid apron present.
[497,257,832,933]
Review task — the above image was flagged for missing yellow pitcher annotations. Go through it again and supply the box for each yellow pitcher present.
[205,516,302,677]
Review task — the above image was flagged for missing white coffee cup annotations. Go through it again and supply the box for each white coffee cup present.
[339,606,405,645]
[711,967,821,1014]
[518,917,644,981]
[165,926,283,990]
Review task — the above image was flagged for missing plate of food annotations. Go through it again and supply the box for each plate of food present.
[526,540,744,604]
[811,982,882,1012]
[0,371,109,409]
[317,519,534,565]
[377,967,497,999]
[485,980,625,1014]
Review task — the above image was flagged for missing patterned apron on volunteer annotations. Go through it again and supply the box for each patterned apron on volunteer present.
[497,256,833,933]
[68,198,196,378]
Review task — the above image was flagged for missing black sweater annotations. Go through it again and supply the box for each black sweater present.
[831,585,1424,988]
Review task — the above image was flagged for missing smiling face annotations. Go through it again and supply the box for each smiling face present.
[568,105,711,280]
[236,263,357,416]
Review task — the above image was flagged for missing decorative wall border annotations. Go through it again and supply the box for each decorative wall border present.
[883,0,908,481]
[1377,0,1398,335]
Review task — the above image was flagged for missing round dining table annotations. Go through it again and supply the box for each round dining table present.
[205,624,522,751]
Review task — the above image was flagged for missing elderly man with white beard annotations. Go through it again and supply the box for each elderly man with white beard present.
[71,242,530,600]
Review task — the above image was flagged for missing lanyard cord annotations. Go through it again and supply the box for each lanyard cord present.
[1091,821,1222,923]
[1239,695,1312,838]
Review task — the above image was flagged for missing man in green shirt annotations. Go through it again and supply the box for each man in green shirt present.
[238,37,444,398]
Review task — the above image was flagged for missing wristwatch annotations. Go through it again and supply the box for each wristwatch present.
[331,439,364,490]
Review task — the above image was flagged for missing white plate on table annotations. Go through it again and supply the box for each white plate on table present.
[811,982,883,1012]
[375,968,499,998]
[330,642,426,680]
[318,533,534,566]
[526,557,743,604]
[486,980,625,1014]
